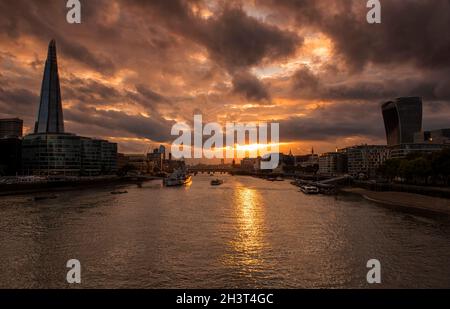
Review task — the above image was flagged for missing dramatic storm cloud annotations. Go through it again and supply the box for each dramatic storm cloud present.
[0,0,449,154]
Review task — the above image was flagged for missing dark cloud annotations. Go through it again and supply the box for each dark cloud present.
[134,85,167,104]
[291,66,319,94]
[289,67,450,102]
[232,71,270,101]
[62,77,123,104]
[0,87,38,117]
[0,0,116,74]
[65,106,175,143]
[260,0,450,71]
[0,0,449,152]
[128,0,301,71]
[279,102,386,142]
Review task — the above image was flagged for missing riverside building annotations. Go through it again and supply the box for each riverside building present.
[21,40,117,176]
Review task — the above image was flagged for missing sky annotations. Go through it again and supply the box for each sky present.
[0,0,449,157]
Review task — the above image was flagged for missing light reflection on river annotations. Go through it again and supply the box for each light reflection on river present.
[0,175,449,288]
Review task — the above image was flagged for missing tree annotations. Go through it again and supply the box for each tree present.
[410,157,432,184]
[378,159,401,181]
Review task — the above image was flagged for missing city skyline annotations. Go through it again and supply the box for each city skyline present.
[1,0,450,155]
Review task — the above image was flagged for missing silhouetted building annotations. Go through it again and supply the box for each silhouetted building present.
[35,40,64,134]
[389,143,447,160]
[80,137,118,176]
[22,40,117,176]
[319,152,347,176]
[294,154,319,168]
[0,118,23,138]
[117,153,129,170]
[382,97,422,146]
[341,145,389,178]
[147,147,165,171]
[414,129,450,145]
[0,138,22,176]
[241,157,261,171]
[22,134,117,176]
[124,154,148,173]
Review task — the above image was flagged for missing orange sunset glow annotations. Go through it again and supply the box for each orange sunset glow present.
[1,0,450,159]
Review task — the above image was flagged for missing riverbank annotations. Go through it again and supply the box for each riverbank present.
[0,176,161,197]
[342,187,450,216]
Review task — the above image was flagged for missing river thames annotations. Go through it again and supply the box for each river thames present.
[0,175,449,288]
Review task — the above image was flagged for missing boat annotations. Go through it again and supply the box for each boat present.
[211,179,224,186]
[300,185,320,195]
[164,169,192,187]
[111,190,128,195]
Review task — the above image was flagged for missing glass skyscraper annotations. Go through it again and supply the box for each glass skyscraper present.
[34,40,65,134]
[22,40,117,176]
[381,97,423,146]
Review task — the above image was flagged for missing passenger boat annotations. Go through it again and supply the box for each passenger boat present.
[164,169,192,187]
[210,179,224,186]
[300,185,320,194]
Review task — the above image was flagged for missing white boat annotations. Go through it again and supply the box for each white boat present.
[300,185,320,194]
[164,169,192,187]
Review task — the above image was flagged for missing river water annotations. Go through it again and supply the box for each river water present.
[0,175,449,288]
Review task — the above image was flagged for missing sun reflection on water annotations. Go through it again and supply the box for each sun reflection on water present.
[227,186,267,269]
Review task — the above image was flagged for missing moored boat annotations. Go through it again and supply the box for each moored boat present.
[164,169,192,187]
[300,185,320,194]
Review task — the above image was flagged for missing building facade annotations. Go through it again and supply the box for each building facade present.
[382,97,423,146]
[294,154,319,168]
[389,143,447,160]
[0,118,23,138]
[414,129,450,145]
[319,152,347,176]
[22,134,117,176]
[22,133,82,176]
[20,40,117,176]
[342,145,389,178]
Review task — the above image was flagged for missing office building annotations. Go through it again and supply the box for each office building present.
[0,118,23,138]
[22,133,82,176]
[382,97,423,146]
[319,152,347,176]
[125,154,148,173]
[21,40,117,176]
[389,143,447,160]
[342,145,389,178]
[414,129,450,145]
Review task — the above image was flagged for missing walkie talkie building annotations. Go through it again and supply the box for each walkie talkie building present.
[381,97,423,146]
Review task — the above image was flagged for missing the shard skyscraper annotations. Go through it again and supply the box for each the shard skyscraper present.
[34,39,65,133]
